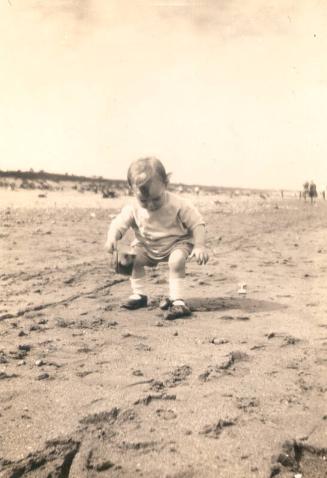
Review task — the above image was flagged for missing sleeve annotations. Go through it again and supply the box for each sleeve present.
[108,204,135,238]
[178,199,205,231]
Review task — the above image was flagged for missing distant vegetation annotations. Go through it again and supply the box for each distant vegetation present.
[0,169,125,187]
[0,169,129,197]
[0,169,271,196]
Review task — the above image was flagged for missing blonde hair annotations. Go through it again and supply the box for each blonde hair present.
[127,157,169,189]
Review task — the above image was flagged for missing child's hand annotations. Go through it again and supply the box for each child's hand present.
[104,238,117,254]
[190,246,209,265]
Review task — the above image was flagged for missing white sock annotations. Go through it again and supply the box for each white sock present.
[169,277,185,302]
[172,299,186,306]
[130,277,145,298]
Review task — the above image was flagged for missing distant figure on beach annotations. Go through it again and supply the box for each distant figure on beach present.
[308,181,317,204]
[303,181,309,201]
[102,187,116,199]
[322,190,325,200]
[280,189,284,199]
[105,157,209,319]
[194,186,200,196]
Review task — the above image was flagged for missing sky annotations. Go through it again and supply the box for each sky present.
[1,0,327,189]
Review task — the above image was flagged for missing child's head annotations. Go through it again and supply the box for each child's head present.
[127,157,169,211]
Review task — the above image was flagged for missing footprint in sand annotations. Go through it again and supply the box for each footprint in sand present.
[199,418,236,439]
[0,372,18,380]
[199,351,249,381]
[85,449,115,472]
[236,396,259,412]
[134,393,176,406]
[135,343,152,352]
[148,365,193,392]
[165,365,192,387]
[156,408,177,420]
[282,335,300,346]
[0,439,80,478]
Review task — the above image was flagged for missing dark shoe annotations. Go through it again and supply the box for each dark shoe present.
[159,297,171,310]
[121,295,148,310]
[164,301,192,320]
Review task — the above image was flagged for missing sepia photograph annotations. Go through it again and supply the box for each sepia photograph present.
[0,1,326,477]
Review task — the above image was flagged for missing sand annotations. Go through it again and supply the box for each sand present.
[0,188,326,477]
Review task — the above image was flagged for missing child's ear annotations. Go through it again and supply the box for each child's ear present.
[166,172,172,185]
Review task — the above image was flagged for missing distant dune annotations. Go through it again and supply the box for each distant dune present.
[0,169,276,196]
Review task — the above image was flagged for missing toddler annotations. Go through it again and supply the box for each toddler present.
[105,157,209,318]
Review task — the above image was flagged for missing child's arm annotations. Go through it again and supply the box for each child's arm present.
[178,199,209,265]
[190,224,209,265]
[104,227,122,253]
[104,205,134,253]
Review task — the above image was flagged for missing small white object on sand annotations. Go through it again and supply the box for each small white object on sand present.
[238,283,247,295]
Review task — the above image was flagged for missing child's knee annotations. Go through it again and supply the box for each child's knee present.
[134,254,147,268]
[133,250,152,269]
[168,249,187,273]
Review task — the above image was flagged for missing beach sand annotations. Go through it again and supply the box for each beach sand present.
[0,188,326,477]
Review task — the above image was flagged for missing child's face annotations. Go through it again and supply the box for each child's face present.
[133,177,166,211]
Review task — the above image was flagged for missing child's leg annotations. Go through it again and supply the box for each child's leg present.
[121,249,153,309]
[130,250,150,297]
[163,247,192,319]
[168,248,187,301]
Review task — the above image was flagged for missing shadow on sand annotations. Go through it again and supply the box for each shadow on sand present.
[189,296,287,314]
